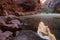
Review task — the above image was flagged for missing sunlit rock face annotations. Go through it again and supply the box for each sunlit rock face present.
[37,21,49,40]
[40,0,60,12]
[37,17,60,40]
[38,21,48,36]
[37,21,56,40]
[40,0,53,7]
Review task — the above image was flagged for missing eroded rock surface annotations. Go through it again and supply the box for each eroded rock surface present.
[0,0,39,16]
[0,15,25,37]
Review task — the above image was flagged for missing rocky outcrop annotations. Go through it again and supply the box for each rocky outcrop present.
[0,15,25,37]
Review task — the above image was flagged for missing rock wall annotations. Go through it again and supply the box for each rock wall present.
[0,0,39,16]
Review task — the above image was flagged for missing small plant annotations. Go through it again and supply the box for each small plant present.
[44,7,51,14]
